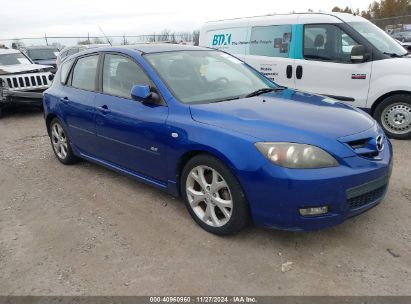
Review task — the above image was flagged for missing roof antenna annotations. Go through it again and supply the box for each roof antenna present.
[99,26,112,46]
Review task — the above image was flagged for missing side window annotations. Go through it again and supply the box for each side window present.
[304,24,359,63]
[249,25,292,58]
[102,54,151,99]
[71,55,99,91]
[60,58,74,84]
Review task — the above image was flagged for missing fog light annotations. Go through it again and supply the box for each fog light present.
[299,206,329,216]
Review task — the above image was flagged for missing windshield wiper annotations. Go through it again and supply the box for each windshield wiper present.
[245,87,285,98]
[210,96,241,103]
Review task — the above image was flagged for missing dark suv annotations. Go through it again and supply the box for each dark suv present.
[20,46,60,73]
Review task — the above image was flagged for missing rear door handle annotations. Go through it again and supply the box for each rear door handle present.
[98,105,111,114]
[296,65,303,79]
[60,97,69,104]
[286,65,293,79]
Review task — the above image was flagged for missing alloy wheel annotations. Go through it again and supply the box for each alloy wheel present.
[51,122,68,160]
[186,165,233,227]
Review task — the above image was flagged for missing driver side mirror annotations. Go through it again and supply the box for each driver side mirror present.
[131,85,152,102]
[351,45,366,63]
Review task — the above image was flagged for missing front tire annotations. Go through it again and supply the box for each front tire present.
[181,154,249,235]
[374,94,411,140]
[49,118,78,164]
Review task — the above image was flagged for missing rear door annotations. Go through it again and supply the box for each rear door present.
[59,54,99,155]
[294,21,372,108]
[94,53,169,182]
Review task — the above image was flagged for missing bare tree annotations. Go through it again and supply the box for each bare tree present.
[192,30,200,46]
[176,31,193,43]
[159,29,171,42]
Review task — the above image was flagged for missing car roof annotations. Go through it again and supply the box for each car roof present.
[204,12,366,25]
[62,43,212,64]
[62,44,110,50]
[0,48,21,55]
[112,43,209,54]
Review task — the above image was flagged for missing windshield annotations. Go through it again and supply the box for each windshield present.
[0,53,32,66]
[348,22,407,56]
[27,48,59,61]
[145,50,276,104]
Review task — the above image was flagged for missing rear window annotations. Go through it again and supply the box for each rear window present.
[71,55,99,91]
[27,48,59,61]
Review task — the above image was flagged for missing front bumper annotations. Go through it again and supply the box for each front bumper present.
[238,138,393,231]
[1,89,44,106]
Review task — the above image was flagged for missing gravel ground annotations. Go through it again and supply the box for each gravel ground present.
[0,107,410,296]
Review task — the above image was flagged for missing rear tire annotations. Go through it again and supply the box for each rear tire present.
[181,154,249,235]
[374,94,411,140]
[49,118,78,165]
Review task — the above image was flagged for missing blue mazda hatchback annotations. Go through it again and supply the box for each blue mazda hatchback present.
[43,44,393,235]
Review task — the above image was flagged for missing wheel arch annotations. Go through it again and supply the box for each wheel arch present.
[175,148,238,197]
[371,90,411,116]
[45,113,58,136]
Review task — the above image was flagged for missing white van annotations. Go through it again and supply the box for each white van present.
[200,12,411,139]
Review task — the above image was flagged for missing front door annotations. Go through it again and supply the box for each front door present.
[294,22,372,108]
[94,53,169,182]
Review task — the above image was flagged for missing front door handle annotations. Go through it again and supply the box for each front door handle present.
[98,105,111,114]
[296,65,303,79]
[60,97,69,104]
[286,65,293,79]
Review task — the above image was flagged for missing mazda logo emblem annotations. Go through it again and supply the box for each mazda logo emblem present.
[376,135,384,152]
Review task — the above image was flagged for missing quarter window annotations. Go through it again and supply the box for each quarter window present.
[60,58,74,84]
[249,25,292,58]
[304,24,359,63]
[71,55,99,91]
[102,54,151,99]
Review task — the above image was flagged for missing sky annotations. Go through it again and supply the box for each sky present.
[0,0,373,40]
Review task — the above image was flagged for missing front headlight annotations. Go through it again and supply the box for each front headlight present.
[255,142,338,169]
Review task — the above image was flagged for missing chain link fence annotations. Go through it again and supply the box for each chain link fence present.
[0,32,200,49]
[371,15,411,34]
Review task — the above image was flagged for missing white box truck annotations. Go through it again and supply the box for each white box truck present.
[200,12,411,139]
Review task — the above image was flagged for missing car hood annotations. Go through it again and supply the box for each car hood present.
[189,89,375,156]
[0,64,52,75]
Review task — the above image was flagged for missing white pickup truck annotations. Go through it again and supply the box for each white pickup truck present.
[0,48,53,117]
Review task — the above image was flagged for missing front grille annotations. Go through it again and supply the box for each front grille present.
[0,72,51,91]
[346,175,388,210]
[346,137,380,158]
[347,185,386,209]
[347,138,370,149]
